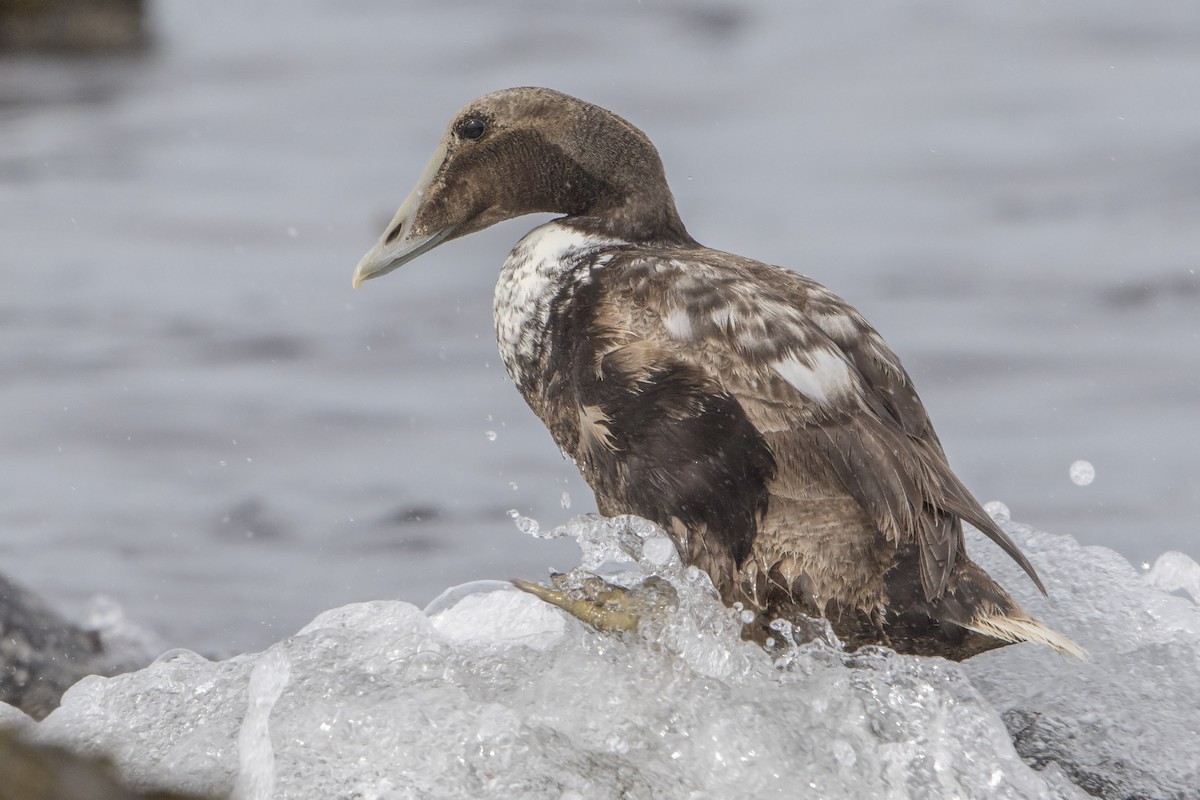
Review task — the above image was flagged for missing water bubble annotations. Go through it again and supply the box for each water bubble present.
[153,648,207,665]
[1069,460,1095,486]
[768,618,799,651]
[484,431,497,441]
[641,535,676,567]
[983,500,1011,523]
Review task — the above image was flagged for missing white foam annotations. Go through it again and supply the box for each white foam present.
[20,515,1199,800]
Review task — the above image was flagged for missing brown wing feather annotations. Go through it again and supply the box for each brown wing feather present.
[602,247,1044,601]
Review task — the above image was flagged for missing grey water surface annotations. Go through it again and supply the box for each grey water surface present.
[1,0,1197,653]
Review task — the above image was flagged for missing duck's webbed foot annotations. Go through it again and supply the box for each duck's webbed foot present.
[512,574,677,633]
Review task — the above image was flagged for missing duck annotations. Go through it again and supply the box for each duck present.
[352,87,1081,660]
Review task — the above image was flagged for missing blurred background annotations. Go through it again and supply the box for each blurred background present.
[1,0,1197,655]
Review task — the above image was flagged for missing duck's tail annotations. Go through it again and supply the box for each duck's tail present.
[962,607,1086,659]
[880,555,1086,661]
[941,560,1086,659]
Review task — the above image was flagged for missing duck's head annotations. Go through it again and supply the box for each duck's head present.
[353,87,691,288]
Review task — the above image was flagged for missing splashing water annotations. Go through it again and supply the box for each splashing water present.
[984,500,1012,523]
[22,515,1200,799]
[1068,460,1095,486]
[233,645,291,800]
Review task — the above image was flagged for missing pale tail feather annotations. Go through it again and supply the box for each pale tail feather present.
[965,614,1087,660]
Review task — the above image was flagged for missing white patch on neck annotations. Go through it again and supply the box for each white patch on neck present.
[771,348,855,405]
[494,222,619,386]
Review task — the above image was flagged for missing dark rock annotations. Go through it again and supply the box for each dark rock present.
[1003,708,1188,800]
[0,728,221,800]
[0,0,148,54]
[0,572,100,720]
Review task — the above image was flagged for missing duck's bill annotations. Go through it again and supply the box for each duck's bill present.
[352,142,453,288]
[352,225,454,288]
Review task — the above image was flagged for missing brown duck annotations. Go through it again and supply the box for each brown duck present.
[353,87,1081,660]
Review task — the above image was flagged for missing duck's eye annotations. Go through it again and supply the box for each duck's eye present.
[459,117,487,141]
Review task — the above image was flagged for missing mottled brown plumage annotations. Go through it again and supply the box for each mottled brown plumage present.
[354,87,1081,659]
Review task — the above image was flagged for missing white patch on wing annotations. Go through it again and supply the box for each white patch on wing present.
[812,311,860,339]
[662,308,693,341]
[771,348,855,405]
[710,306,736,331]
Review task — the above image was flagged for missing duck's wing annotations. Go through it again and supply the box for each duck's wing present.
[567,247,1043,601]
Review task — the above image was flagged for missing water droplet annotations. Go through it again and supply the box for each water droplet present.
[484,430,497,441]
[508,482,519,491]
[510,514,540,537]
[1069,459,1095,486]
[983,500,1011,523]
[560,491,571,509]
[740,609,757,625]
[641,536,676,567]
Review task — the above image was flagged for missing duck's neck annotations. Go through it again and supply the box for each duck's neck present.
[567,186,697,247]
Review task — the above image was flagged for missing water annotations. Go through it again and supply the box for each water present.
[15,514,1200,800]
[1,0,1198,654]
